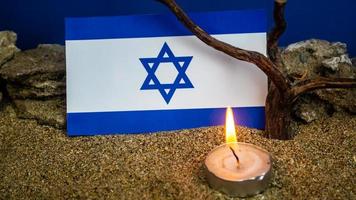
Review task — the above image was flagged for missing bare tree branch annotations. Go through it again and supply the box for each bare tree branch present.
[291,77,356,101]
[158,0,356,139]
[157,0,291,93]
[268,0,287,62]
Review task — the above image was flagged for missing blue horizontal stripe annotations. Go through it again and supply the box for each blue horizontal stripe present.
[67,107,265,136]
[65,10,266,40]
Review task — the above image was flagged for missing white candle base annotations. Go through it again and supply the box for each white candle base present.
[204,142,272,197]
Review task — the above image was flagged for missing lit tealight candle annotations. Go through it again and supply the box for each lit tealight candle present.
[204,107,272,197]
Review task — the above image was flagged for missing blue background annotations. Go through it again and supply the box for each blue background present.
[0,0,355,56]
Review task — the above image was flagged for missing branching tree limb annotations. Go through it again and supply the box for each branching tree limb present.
[268,0,287,62]
[157,0,291,93]
[158,0,356,139]
[291,78,356,101]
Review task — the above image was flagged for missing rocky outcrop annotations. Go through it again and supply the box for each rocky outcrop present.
[0,43,66,128]
[281,39,356,123]
[0,31,20,104]
[281,40,354,80]
[0,31,19,66]
[292,94,331,123]
[314,89,356,113]
[351,57,356,67]
[0,44,65,99]
[13,99,65,128]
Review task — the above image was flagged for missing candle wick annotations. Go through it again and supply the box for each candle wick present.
[229,146,240,168]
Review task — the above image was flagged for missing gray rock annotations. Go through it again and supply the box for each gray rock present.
[293,95,330,123]
[13,98,65,128]
[0,43,66,128]
[0,31,20,67]
[0,44,65,99]
[284,40,347,58]
[281,39,356,122]
[281,39,351,81]
[322,55,352,72]
[0,31,17,46]
[352,57,356,67]
[314,88,356,114]
[7,78,65,99]
[321,55,354,79]
[0,44,65,82]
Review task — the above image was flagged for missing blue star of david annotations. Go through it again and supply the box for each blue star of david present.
[139,42,194,104]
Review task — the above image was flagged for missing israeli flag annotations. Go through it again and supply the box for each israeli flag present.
[65,10,267,136]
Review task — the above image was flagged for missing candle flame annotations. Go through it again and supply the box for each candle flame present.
[225,107,237,144]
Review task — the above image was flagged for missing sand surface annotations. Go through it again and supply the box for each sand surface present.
[0,104,355,199]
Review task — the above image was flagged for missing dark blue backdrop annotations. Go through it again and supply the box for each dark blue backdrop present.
[0,0,355,56]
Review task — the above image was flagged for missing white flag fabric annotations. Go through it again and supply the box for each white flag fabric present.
[65,10,267,136]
